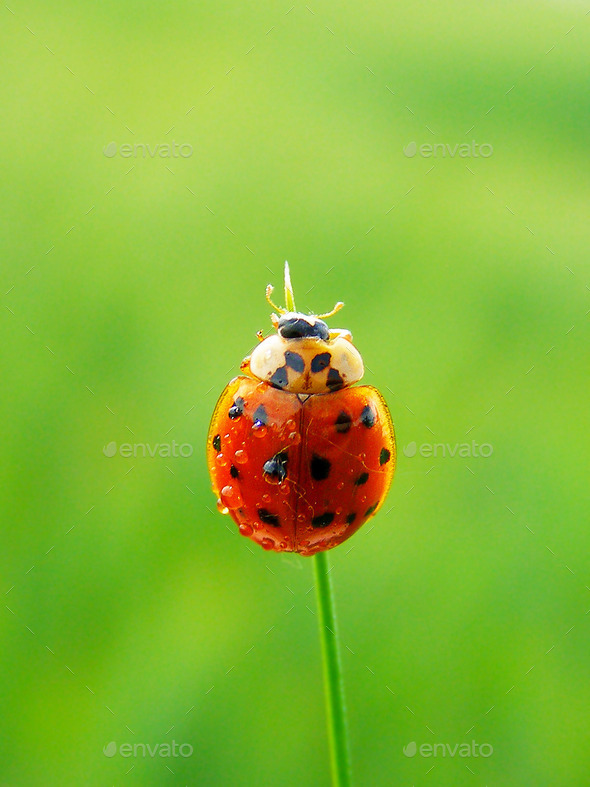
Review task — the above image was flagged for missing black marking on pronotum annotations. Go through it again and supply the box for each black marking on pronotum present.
[310,352,331,373]
[257,508,281,527]
[326,368,344,389]
[284,351,305,373]
[278,315,329,341]
[334,411,352,433]
[312,512,335,528]
[230,464,239,478]
[310,454,331,481]
[360,404,376,428]
[346,512,357,525]
[365,502,379,517]
[262,451,288,482]
[212,434,221,451]
[228,397,245,419]
[354,472,369,486]
[253,404,268,427]
[379,447,391,465]
[270,366,289,388]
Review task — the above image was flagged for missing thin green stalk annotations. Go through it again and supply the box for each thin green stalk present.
[313,551,352,787]
[284,261,296,312]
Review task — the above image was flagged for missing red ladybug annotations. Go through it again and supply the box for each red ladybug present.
[207,264,396,555]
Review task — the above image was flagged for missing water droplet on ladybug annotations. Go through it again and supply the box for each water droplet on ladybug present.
[239,523,253,537]
[261,493,271,504]
[252,423,268,438]
[220,485,242,509]
[216,453,228,466]
[336,507,343,516]
[279,482,290,495]
[261,538,274,550]
[289,432,301,444]
[360,494,367,504]
[216,498,229,515]
[337,481,345,490]
[234,449,248,464]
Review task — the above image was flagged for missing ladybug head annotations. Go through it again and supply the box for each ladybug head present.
[277,313,330,341]
[248,263,364,394]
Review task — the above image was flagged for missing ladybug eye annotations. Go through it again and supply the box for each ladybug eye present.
[278,315,329,340]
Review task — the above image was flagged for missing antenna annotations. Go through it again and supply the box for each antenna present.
[265,263,344,319]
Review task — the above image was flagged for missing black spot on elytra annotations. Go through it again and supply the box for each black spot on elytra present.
[230,464,239,478]
[346,513,357,525]
[327,368,344,389]
[253,404,268,427]
[360,404,376,428]
[335,411,352,433]
[365,502,379,517]
[354,472,370,486]
[310,454,331,481]
[212,434,221,451]
[285,351,305,373]
[262,451,288,482]
[270,366,289,389]
[257,508,280,527]
[379,447,391,465]
[312,512,335,528]
[228,397,245,419]
[310,352,331,373]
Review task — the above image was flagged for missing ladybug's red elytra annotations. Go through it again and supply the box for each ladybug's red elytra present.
[207,264,396,555]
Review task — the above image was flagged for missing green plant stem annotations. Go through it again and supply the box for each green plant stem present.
[313,551,352,787]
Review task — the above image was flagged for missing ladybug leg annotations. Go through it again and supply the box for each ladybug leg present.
[239,355,260,380]
[328,328,353,343]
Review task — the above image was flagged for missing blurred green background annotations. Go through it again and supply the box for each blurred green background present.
[1,1,589,784]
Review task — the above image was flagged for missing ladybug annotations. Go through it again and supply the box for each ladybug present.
[207,264,396,555]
